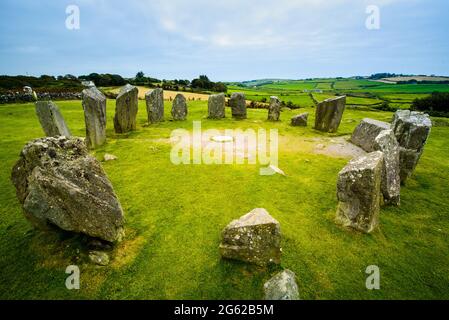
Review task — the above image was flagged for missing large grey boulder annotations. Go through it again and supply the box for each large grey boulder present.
[314,96,346,133]
[351,118,390,152]
[267,96,281,121]
[291,113,308,127]
[373,130,401,206]
[113,84,138,133]
[11,136,125,242]
[35,101,71,137]
[208,93,225,119]
[82,87,107,149]
[219,208,281,266]
[171,94,187,120]
[264,270,299,300]
[391,110,432,183]
[336,151,383,233]
[229,92,247,119]
[145,88,164,123]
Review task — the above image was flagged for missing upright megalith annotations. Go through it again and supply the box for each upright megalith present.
[113,84,138,133]
[373,130,401,205]
[268,96,281,121]
[229,92,247,119]
[82,87,107,149]
[264,270,300,300]
[391,110,432,183]
[35,101,71,137]
[219,208,281,266]
[145,88,164,123]
[314,96,346,133]
[336,151,383,233]
[351,118,390,152]
[208,93,225,119]
[11,136,125,242]
[291,113,308,127]
[171,94,187,120]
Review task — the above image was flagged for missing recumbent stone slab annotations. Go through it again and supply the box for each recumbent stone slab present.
[219,208,281,266]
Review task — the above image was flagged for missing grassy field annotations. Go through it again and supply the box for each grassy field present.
[0,98,449,299]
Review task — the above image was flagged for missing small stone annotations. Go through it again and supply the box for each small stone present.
[103,153,118,162]
[35,101,71,137]
[88,250,110,266]
[264,270,299,300]
[267,96,281,121]
[291,113,308,126]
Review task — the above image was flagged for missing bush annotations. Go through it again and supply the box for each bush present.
[411,92,449,116]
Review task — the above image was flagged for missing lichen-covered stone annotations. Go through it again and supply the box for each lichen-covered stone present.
[229,92,247,119]
[208,93,225,119]
[82,87,107,149]
[336,151,383,233]
[391,110,432,183]
[291,113,308,127]
[314,96,346,133]
[264,270,299,300]
[113,84,138,133]
[145,88,164,123]
[11,136,125,242]
[35,101,71,137]
[171,94,187,120]
[373,130,401,206]
[351,118,390,152]
[219,208,281,266]
[267,96,281,121]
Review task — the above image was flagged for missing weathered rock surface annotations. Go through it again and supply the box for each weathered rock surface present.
[11,137,125,242]
[314,96,346,133]
[219,208,281,266]
[113,84,138,133]
[264,270,299,300]
[267,96,281,121]
[208,93,226,119]
[373,130,401,205]
[351,118,390,152]
[35,101,71,137]
[145,88,164,123]
[82,87,107,149]
[88,250,110,266]
[291,113,308,127]
[171,94,187,120]
[229,92,247,119]
[391,110,432,183]
[336,151,383,233]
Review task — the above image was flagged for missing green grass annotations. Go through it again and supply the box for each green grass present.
[0,100,448,299]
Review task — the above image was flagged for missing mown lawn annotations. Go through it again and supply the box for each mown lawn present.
[0,100,448,299]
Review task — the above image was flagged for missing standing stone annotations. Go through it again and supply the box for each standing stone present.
[145,88,164,123]
[171,94,187,120]
[267,96,281,121]
[219,208,281,266]
[208,93,225,119]
[11,136,125,242]
[229,92,247,119]
[113,84,138,133]
[291,113,308,127]
[82,87,107,149]
[374,130,401,206]
[314,96,346,133]
[35,101,71,137]
[350,118,390,152]
[336,151,383,233]
[391,110,432,183]
[264,270,300,300]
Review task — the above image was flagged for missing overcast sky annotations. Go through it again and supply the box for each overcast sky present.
[0,0,448,81]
